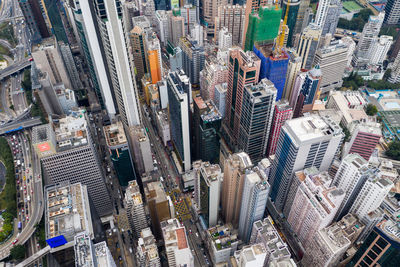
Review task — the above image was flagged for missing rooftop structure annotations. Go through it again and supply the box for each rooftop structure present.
[136,228,161,267]
[206,224,239,265]
[233,243,267,267]
[104,121,128,148]
[74,232,116,267]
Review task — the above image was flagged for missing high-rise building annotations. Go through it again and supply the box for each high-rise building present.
[104,122,135,187]
[237,79,276,163]
[190,23,204,47]
[292,0,311,38]
[218,27,233,50]
[384,0,400,25]
[242,0,272,47]
[389,50,400,83]
[221,152,253,227]
[199,58,228,100]
[314,41,348,94]
[129,125,153,175]
[161,219,194,267]
[253,44,289,101]
[94,0,141,127]
[170,16,185,46]
[193,95,222,164]
[179,36,205,88]
[352,12,384,67]
[145,181,173,239]
[201,0,228,36]
[244,6,282,51]
[341,36,357,66]
[283,50,302,100]
[121,0,139,34]
[74,232,116,267]
[178,4,198,35]
[18,0,51,42]
[155,10,171,45]
[167,70,192,172]
[124,180,148,237]
[214,4,246,45]
[350,176,393,220]
[147,33,163,84]
[281,0,301,47]
[369,35,393,65]
[68,0,116,116]
[214,83,227,117]
[199,162,222,227]
[136,228,161,267]
[58,42,83,90]
[238,171,269,243]
[154,0,169,10]
[222,48,260,147]
[249,217,292,265]
[296,23,322,69]
[169,46,183,72]
[33,111,112,217]
[266,101,293,156]
[331,153,371,221]
[288,70,307,108]
[318,0,342,36]
[286,169,344,247]
[268,114,344,212]
[206,224,239,265]
[293,65,322,117]
[130,24,149,82]
[233,243,267,267]
[343,121,382,161]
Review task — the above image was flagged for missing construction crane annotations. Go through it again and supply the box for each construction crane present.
[274,0,290,56]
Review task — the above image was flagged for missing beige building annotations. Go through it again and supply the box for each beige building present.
[130,26,149,81]
[214,5,246,45]
[201,0,228,36]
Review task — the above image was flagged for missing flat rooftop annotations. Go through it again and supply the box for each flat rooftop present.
[207,224,238,251]
[193,96,222,123]
[103,121,127,148]
[74,233,95,267]
[125,180,143,206]
[161,219,189,250]
[145,181,168,204]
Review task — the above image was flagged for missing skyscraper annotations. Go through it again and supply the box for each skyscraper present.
[199,57,228,100]
[268,114,344,212]
[222,48,260,147]
[242,0,272,47]
[19,0,51,42]
[94,0,141,127]
[369,35,393,65]
[218,27,233,50]
[147,32,163,84]
[201,0,228,36]
[221,152,253,227]
[317,0,342,36]
[32,111,112,217]
[179,37,205,88]
[125,180,148,237]
[167,70,192,172]
[170,16,185,46]
[238,171,269,243]
[296,23,321,69]
[136,228,161,267]
[282,50,302,100]
[281,0,301,47]
[237,79,276,163]
[130,24,149,82]
[214,4,246,45]
[266,101,293,156]
[384,0,400,25]
[293,65,322,117]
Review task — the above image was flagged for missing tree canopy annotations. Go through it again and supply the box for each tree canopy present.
[365,104,378,116]
[10,245,25,261]
[338,9,373,32]
[386,141,400,161]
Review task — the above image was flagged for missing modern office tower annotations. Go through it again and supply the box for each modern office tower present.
[244,6,282,51]
[266,101,293,156]
[58,42,83,90]
[18,0,51,42]
[191,23,204,47]
[103,122,135,187]
[268,114,344,212]
[221,152,253,227]
[341,36,356,66]
[369,35,393,65]
[222,48,260,146]
[286,170,345,247]
[68,0,116,117]
[170,16,185,46]
[320,0,342,36]
[124,180,147,237]
[200,58,228,100]
[314,0,329,28]
[384,0,400,25]
[206,224,239,265]
[94,0,141,127]
[193,96,222,164]
[331,153,372,220]
[233,243,267,267]
[74,233,116,267]
[250,217,292,265]
[214,83,227,117]
[198,162,222,227]
[201,0,227,36]
[313,41,348,94]
[155,10,170,45]
[147,33,163,84]
[352,13,384,67]
[296,23,322,69]
[33,111,112,217]
[129,125,153,175]
[281,0,301,47]
[288,70,307,108]
[219,27,233,50]
[145,181,173,239]
[154,0,169,10]
[45,183,94,266]
[130,26,149,82]
[292,0,310,37]
[348,218,400,266]
[161,219,194,267]
[32,38,72,90]
[293,65,322,117]
[343,122,382,161]
[237,79,276,163]
[350,176,392,220]
[167,70,192,172]
[238,171,269,243]
[179,37,205,88]
[136,228,161,267]
[214,4,246,45]
[169,46,183,72]
[283,50,302,100]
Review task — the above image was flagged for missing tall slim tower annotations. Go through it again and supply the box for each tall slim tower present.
[125,180,148,238]
[221,152,253,227]
[281,0,301,47]
[296,23,322,69]
[201,0,228,36]
[242,0,272,47]
[384,0,400,25]
[214,4,246,46]
[268,114,343,212]
[94,0,141,127]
